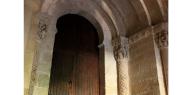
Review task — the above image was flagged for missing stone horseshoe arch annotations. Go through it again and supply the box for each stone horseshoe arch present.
[29,1,128,95]
[29,5,124,95]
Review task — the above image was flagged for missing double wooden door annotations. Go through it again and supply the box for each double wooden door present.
[48,15,100,95]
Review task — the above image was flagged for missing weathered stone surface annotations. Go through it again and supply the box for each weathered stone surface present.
[104,49,118,95]
[33,86,48,95]
[37,74,50,87]
[37,63,51,74]
[129,34,160,95]
[24,88,29,95]
[24,52,34,90]
[160,48,168,89]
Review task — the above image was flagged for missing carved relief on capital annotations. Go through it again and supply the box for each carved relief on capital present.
[36,13,50,40]
[37,18,48,40]
[112,36,128,61]
[154,30,168,48]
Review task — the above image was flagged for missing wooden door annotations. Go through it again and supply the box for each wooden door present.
[48,14,99,95]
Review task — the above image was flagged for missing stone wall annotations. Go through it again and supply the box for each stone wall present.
[129,33,160,95]
[128,23,167,95]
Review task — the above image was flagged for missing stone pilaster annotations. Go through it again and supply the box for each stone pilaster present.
[29,13,51,95]
[112,36,130,95]
[153,23,168,94]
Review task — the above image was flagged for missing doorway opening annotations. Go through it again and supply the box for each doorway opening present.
[48,14,101,95]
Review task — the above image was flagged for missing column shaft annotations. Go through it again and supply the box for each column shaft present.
[112,37,129,95]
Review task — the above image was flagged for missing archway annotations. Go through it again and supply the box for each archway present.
[29,8,119,95]
[48,14,102,95]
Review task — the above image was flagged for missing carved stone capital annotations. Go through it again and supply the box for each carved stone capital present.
[154,30,168,48]
[153,22,168,48]
[112,36,128,61]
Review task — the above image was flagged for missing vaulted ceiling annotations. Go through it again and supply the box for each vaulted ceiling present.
[100,0,168,36]
[25,0,168,37]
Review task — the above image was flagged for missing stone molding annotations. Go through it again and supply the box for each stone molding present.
[128,26,153,45]
[128,23,168,48]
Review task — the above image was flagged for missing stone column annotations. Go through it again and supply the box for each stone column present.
[112,36,130,95]
[154,26,168,94]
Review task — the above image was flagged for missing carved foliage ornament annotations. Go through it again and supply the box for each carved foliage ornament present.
[38,19,48,40]
[112,36,128,61]
[155,30,168,48]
